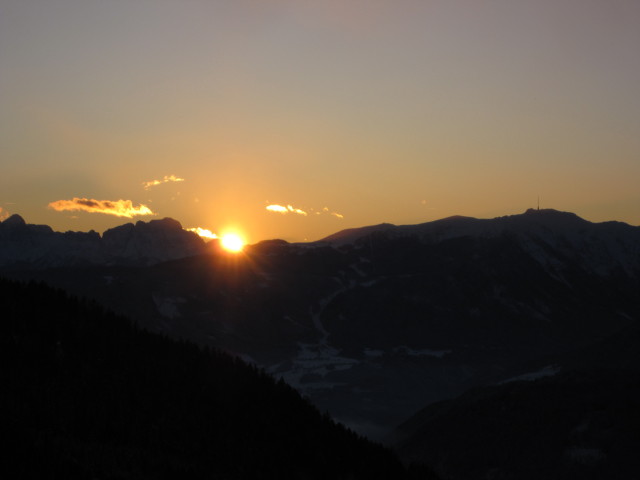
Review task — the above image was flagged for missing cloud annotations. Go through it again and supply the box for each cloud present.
[186,227,218,240]
[0,207,9,221]
[142,175,185,190]
[323,206,344,219]
[266,204,308,216]
[266,203,343,219]
[288,205,308,216]
[266,204,288,213]
[48,198,154,218]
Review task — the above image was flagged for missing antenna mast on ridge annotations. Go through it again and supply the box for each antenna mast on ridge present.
[537,196,540,211]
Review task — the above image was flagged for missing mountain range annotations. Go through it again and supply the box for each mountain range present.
[3,208,640,477]
[0,214,206,268]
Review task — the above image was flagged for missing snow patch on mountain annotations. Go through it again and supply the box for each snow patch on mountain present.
[153,295,186,319]
[392,346,452,358]
[270,342,359,390]
[364,348,384,357]
[565,446,606,465]
[499,365,561,384]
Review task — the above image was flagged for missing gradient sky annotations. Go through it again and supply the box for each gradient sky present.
[1,0,639,243]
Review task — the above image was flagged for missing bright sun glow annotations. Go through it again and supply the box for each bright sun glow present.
[220,233,244,253]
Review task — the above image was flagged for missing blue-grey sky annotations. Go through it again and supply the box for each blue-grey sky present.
[1,0,639,242]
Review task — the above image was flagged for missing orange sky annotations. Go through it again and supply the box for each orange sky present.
[1,0,639,243]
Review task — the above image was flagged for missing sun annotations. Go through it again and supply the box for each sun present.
[220,233,244,253]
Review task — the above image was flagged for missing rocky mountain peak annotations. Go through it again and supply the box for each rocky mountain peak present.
[0,215,207,268]
[1,214,27,228]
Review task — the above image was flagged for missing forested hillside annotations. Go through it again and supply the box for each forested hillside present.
[0,278,430,479]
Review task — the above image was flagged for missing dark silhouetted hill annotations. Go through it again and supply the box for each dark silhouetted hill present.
[0,277,432,479]
[392,367,640,480]
[390,321,640,478]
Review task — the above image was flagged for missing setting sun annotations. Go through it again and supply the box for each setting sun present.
[220,233,244,253]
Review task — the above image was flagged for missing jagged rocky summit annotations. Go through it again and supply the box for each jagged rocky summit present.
[0,214,207,268]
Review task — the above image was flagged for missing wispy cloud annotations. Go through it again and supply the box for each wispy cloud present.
[266,204,288,213]
[186,227,218,240]
[266,203,343,219]
[48,198,154,218]
[266,204,308,216]
[142,175,185,190]
[322,207,344,219]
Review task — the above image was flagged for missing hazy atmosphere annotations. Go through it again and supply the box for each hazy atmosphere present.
[4,3,640,477]
[2,0,639,242]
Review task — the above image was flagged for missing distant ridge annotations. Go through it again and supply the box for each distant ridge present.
[317,222,396,245]
[316,209,631,246]
[3,209,638,268]
[0,215,207,268]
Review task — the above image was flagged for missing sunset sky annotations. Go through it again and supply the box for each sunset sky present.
[1,0,639,243]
